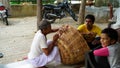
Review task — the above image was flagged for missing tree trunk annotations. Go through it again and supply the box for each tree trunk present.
[77,0,86,25]
[108,3,113,19]
[37,0,42,30]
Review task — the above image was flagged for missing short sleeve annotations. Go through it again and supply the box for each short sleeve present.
[39,35,48,48]
[77,24,86,32]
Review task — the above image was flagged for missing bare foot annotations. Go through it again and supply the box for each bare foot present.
[22,56,28,60]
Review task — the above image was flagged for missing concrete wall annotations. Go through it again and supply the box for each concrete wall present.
[10,4,111,23]
[10,4,37,17]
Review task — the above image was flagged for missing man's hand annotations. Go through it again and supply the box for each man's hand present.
[53,33,59,42]
[88,32,97,36]
[92,37,100,45]
[58,25,68,36]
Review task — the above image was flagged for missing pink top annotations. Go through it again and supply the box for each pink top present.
[93,47,109,56]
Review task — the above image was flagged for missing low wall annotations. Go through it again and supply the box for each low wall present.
[10,4,37,17]
[10,4,113,23]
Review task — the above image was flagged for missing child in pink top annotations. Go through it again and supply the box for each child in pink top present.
[85,28,120,68]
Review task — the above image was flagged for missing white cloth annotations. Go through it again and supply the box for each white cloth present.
[5,60,36,68]
[28,30,47,59]
[111,7,120,29]
[4,46,61,68]
[28,46,61,67]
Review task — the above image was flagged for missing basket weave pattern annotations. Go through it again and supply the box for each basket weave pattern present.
[57,25,90,65]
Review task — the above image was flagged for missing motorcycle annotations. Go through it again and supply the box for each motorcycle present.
[0,2,8,25]
[42,1,78,22]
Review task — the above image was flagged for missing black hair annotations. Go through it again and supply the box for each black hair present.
[85,14,95,23]
[38,19,51,30]
[101,28,118,41]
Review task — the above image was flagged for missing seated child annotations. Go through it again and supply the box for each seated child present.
[85,28,120,68]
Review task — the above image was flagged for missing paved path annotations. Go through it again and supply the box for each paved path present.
[0,16,108,68]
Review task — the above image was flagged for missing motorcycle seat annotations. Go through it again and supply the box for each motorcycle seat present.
[43,4,57,9]
[54,7,61,10]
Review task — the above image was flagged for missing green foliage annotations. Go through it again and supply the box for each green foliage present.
[10,0,55,5]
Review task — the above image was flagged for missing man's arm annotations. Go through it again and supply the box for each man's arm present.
[51,28,59,33]
[42,33,59,56]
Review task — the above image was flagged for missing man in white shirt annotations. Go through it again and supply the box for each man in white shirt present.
[5,19,61,68]
[27,19,61,68]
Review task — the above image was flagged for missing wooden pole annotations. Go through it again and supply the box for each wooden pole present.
[37,0,42,30]
[77,0,86,25]
[108,3,113,19]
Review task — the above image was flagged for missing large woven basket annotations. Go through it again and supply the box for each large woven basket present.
[57,25,90,65]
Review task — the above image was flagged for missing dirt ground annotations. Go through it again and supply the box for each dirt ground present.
[0,16,108,68]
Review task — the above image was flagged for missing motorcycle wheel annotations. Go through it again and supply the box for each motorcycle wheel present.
[3,17,8,25]
[43,11,56,23]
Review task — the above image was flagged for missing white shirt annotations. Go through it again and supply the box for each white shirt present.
[111,7,120,29]
[28,30,48,59]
